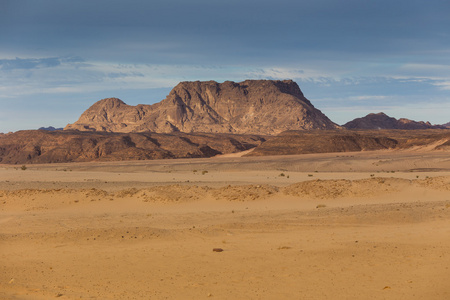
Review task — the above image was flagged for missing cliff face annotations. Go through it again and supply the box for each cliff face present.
[343,112,444,130]
[65,80,339,135]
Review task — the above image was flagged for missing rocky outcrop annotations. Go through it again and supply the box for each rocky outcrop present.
[2,129,450,164]
[246,129,450,156]
[0,130,266,164]
[343,112,445,130]
[246,130,398,156]
[65,80,339,135]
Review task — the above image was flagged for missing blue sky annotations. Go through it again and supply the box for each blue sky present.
[1,0,450,132]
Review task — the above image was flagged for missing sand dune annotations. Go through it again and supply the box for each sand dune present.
[1,150,450,299]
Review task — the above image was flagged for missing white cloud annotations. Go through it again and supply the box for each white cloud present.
[432,81,450,90]
[347,95,389,101]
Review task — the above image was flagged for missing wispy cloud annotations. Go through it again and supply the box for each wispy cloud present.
[2,57,450,98]
[432,81,450,90]
[347,95,389,101]
[0,56,84,70]
[1,56,450,131]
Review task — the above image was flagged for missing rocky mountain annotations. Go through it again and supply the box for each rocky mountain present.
[0,130,265,164]
[442,122,450,128]
[343,112,444,130]
[65,80,339,135]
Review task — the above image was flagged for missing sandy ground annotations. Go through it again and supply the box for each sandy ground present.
[1,150,450,299]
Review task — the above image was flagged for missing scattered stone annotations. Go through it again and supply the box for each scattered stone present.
[278,246,292,250]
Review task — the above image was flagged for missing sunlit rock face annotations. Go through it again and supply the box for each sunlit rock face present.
[64,80,339,135]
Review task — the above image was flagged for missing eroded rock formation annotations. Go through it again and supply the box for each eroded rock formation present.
[65,80,339,134]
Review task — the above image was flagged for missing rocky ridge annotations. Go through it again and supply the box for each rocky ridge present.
[2,128,450,164]
[0,130,265,164]
[65,80,339,135]
[246,129,450,156]
[343,112,444,130]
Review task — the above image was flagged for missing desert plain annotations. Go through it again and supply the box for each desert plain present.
[1,148,450,299]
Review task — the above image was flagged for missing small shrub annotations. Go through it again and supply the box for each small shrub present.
[21,165,27,171]
[316,204,326,208]
[279,173,285,177]
[308,174,313,177]
[202,170,208,175]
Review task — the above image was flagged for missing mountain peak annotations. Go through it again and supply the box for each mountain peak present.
[65,80,339,134]
[93,98,127,108]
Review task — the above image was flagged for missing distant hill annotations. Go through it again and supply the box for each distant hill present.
[65,80,339,135]
[442,122,450,128]
[38,126,63,131]
[343,112,445,130]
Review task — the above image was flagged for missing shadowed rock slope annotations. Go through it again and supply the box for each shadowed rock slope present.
[65,80,339,135]
[2,129,450,164]
[0,130,265,164]
[343,112,445,129]
[246,129,450,156]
